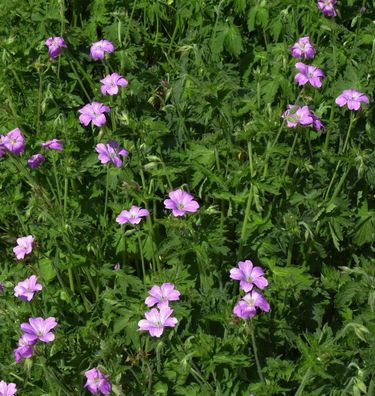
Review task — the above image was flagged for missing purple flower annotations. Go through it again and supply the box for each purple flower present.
[138,303,178,337]
[295,62,324,88]
[84,368,112,395]
[229,260,268,292]
[312,114,324,130]
[13,236,34,260]
[317,0,336,17]
[0,381,17,396]
[100,73,128,96]
[45,37,67,58]
[90,40,115,60]
[14,275,42,302]
[41,139,63,151]
[27,153,45,169]
[114,263,120,271]
[335,89,369,111]
[95,141,128,167]
[0,136,6,157]
[290,37,316,59]
[282,105,314,128]
[20,317,57,343]
[116,205,149,225]
[2,128,25,155]
[233,291,270,320]
[164,189,199,217]
[13,335,36,363]
[79,102,110,127]
[145,283,181,307]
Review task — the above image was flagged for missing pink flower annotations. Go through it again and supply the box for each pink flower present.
[290,37,316,59]
[95,141,128,167]
[2,128,25,155]
[13,235,34,260]
[116,205,149,225]
[84,368,112,395]
[41,139,63,151]
[27,153,45,169]
[335,89,369,111]
[20,317,58,343]
[145,283,181,307]
[13,335,36,363]
[229,260,268,292]
[233,291,270,320]
[45,37,67,58]
[294,62,324,88]
[317,0,336,17]
[90,40,115,60]
[100,73,128,95]
[138,303,178,337]
[0,381,17,396]
[282,105,314,128]
[79,102,110,127]
[164,189,199,217]
[14,275,42,301]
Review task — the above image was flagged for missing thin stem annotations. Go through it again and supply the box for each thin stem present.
[137,233,146,281]
[282,132,299,178]
[103,165,110,221]
[250,320,265,385]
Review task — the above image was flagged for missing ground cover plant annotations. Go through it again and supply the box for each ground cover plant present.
[0,0,375,395]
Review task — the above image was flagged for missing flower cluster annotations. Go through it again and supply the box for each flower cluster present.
[138,283,180,337]
[14,317,57,363]
[230,260,270,319]
[286,35,369,130]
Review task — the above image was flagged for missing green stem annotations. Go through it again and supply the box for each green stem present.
[103,165,110,222]
[137,233,146,281]
[282,132,299,178]
[250,321,265,385]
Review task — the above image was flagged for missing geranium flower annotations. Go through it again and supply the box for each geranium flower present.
[295,63,324,88]
[335,89,369,111]
[317,0,336,16]
[116,205,149,225]
[45,37,67,58]
[138,303,178,337]
[229,260,268,292]
[20,317,58,343]
[233,291,270,319]
[41,139,63,151]
[145,283,181,307]
[27,153,45,169]
[13,236,34,260]
[13,335,36,363]
[84,368,112,395]
[79,102,110,127]
[290,37,316,59]
[95,141,128,167]
[14,275,42,301]
[0,381,17,396]
[90,40,114,60]
[100,73,128,95]
[282,105,314,128]
[2,128,25,155]
[164,189,199,217]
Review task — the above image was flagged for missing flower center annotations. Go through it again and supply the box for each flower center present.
[177,203,184,210]
[246,298,254,307]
